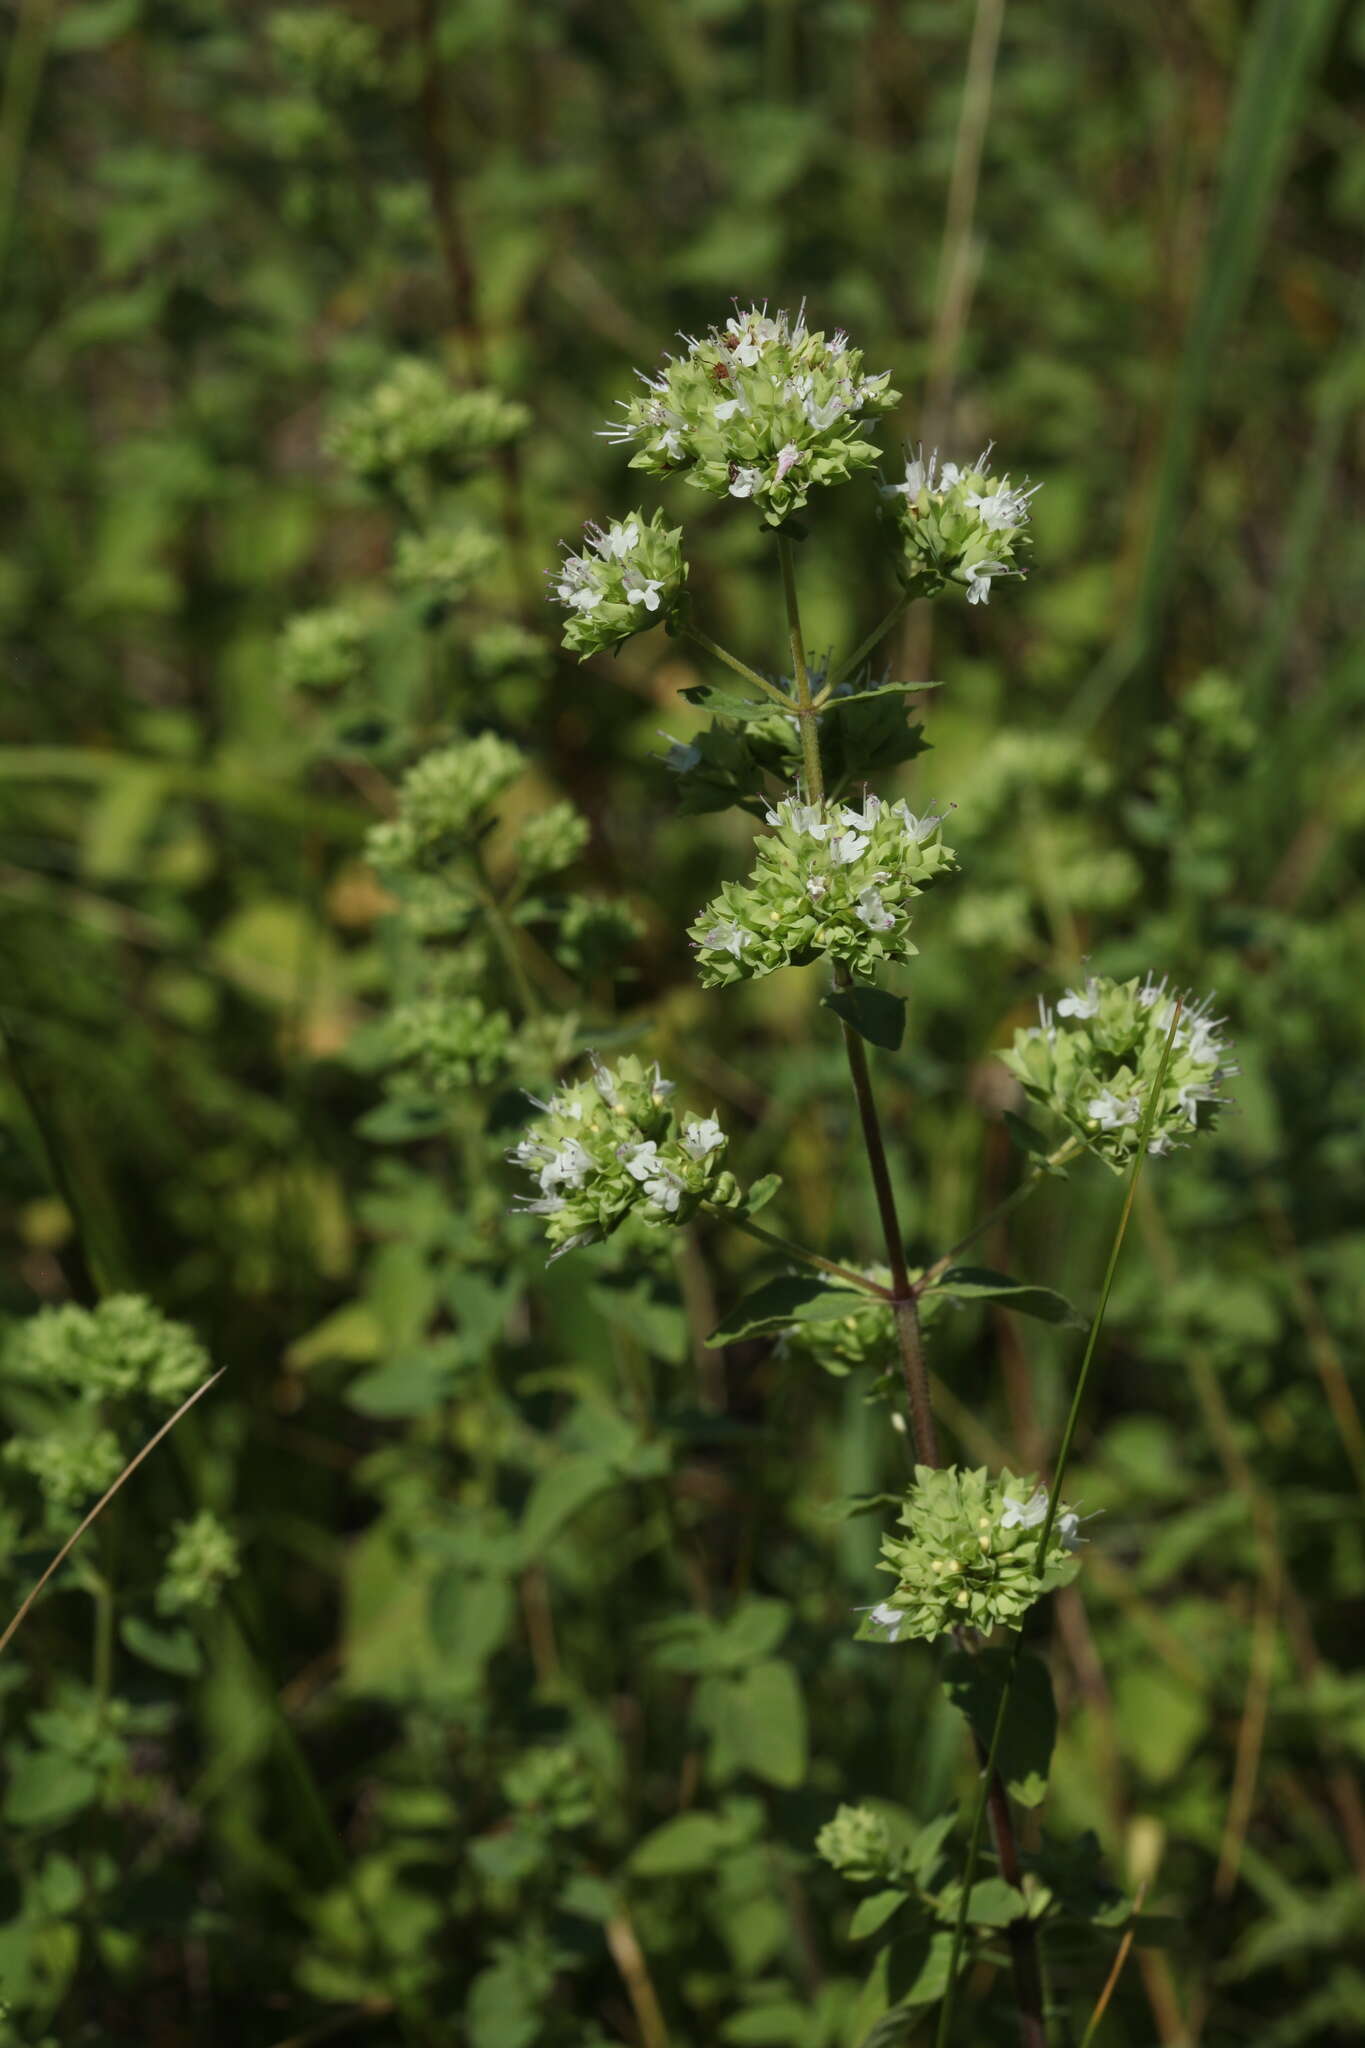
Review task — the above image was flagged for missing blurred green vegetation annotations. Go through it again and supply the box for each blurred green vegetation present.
[1,1,1363,2044]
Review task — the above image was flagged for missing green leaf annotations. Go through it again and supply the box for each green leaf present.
[347,1349,460,1417]
[4,1752,100,1830]
[821,985,906,1051]
[941,1650,1058,1809]
[827,679,944,706]
[925,1266,1083,1328]
[631,1811,732,1876]
[707,1274,868,1347]
[850,1890,909,1941]
[517,1453,617,1558]
[428,1572,512,1678]
[698,1659,808,1788]
[722,2006,814,2045]
[119,1616,203,1677]
[742,1173,782,1217]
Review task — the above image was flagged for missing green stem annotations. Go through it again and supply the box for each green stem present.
[684,625,797,712]
[936,1005,1184,2046]
[717,1210,890,1297]
[915,1138,1083,1295]
[817,593,911,702]
[936,1632,1031,2048]
[470,845,542,1018]
[1034,1002,1182,1566]
[776,535,823,794]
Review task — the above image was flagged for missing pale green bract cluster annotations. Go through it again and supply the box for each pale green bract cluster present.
[601,305,898,526]
[328,361,530,488]
[366,733,524,876]
[278,605,366,692]
[5,1296,209,1406]
[881,445,1038,605]
[690,792,957,988]
[393,523,500,610]
[386,996,515,1097]
[780,1270,897,1378]
[1000,973,1237,1170]
[550,510,687,659]
[815,1804,902,1884]
[157,1511,241,1617]
[862,1466,1081,1644]
[3,1297,211,1520]
[509,1055,742,1258]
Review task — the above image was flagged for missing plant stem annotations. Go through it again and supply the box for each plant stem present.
[817,593,911,701]
[1034,1002,1180,1565]
[776,534,824,795]
[470,844,542,1018]
[775,534,940,1461]
[937,1006,1184,2047]
[716,1209,890,1296]
[916,1137,1083,1294]
[684,625,798,712]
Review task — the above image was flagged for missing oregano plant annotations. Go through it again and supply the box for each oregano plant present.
[514,304,1238,2045]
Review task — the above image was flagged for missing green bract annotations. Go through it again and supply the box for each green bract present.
[550,510,687,659]
[815,1804,902,1883]
[509,1054,741,1258]
[4,1295,209,1407]
[690,792,957,987]
[158,1511,241,1617]
[328,363,530,488]
[603,305,898,526]
[1000,974,1237,1170]
[392,524,500,609]
[880,446,1038,605]
[386,995,514,1097]
[863,1466,1081,1644]
[780,1269,897,1377]
[366,733,524,876]
[278,606,366,692]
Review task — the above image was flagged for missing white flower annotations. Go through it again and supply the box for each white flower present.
[867,1601,905,1643]
[965,480,1038,531]
[594,521,639,560]
[838,794,885,832]
[703,920,750,958]
[829,828,870,866]
[728,466,764,499]
[621,1141,662,1183]
[802,391,846,431]
[643,1172,683,1213]
[681,1117,724,1160]
[1001,1485,1049,1531]
[623,569,664,611]
[806,874,828,901]
[892,798,950,843]
[856,887,895,932]
[1057,1510,1083,1551]
[1087,1089,1140,1130]
[1057,978,1101,1020]
[775,441,804,480]
[767,798,828,840]
[540,1138,591,1193]
[965,559,1006,605]
[714,391,749,422]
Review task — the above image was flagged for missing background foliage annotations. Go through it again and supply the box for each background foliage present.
[1,1,1363,2044]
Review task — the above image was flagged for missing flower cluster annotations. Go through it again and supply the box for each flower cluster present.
[386,995,514,1097]
[278,605,367,693]
[3,1297,211,1522]
[509,1054,741,1258]
[601,305,898,526]
[513,800,591,881]
[815,1804,903,1884]
[365,733,524,876]
[158,1510,241,1617]
[550,510,687,659]
[328,362,530,488]
[502,1746,597,1831]
[862,1466,1081,1644]
[690,791,957,987]
[393,523,500,612]
[780,1271,897,1378]
[881,445,1038,605]
[1000,973,1237,1169]
[5,1296,210,1407]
